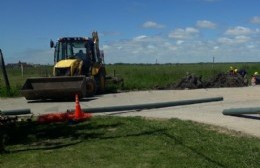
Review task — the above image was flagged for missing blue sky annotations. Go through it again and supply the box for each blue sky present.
[1,0,260,64]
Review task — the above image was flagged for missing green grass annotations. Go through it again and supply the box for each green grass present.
[1,62,260,97]
[106,63,259,90]
[0,66,52,97]
[1,116,259,167]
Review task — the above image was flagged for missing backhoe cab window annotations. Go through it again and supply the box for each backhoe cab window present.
[54,41,88,62]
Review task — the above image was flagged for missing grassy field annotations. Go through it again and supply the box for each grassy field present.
[1,64,260,167]
[1,116,259,168]
[0,65,51,97]
[107,63,252,90]
[106,63,255,90]
[1,62,260,97]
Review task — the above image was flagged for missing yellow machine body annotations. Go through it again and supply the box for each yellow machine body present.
[21,32,106,100]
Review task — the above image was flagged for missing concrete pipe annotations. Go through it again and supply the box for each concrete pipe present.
[0,109,31,116]
[70,96,223,113]
[223,107,260,115]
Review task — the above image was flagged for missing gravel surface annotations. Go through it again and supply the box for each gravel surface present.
[1,86,260,137]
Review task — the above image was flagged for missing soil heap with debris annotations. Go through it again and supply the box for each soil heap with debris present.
[205,73,248,88]
[168,72,248,90]
[174,73,204,89]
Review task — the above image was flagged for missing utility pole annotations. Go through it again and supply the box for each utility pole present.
[212,56,215,69]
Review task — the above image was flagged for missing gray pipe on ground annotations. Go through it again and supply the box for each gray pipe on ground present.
[70,97,223,113]
[223,107,260,115]
[0,109,31,116]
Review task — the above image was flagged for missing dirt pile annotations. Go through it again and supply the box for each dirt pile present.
[205,73,248,88]
[164,73,248,90]
[174,74,204,89]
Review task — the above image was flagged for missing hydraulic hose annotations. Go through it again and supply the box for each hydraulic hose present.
[69,96,223,113]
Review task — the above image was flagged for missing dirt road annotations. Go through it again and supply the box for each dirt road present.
[1,87,260,137]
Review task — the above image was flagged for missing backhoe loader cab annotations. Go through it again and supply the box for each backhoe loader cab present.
[52,37,91,63]
[51,37,103,76]
[21,32,107,100]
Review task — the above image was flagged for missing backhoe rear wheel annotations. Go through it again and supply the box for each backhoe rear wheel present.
[85,78,96,97]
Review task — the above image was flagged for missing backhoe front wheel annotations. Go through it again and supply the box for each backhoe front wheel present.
[85,78,96,97]
[95,71,106,93]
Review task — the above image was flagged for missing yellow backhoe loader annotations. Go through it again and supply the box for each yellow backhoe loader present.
[21,32,107,100]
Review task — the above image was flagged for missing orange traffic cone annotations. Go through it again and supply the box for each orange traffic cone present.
[72,94,92,122]
[37,94,92,124]
[74,94,83,119]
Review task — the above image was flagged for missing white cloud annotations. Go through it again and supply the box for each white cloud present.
[168,27,199,39]
[102,44,110,50]
[102,34,217,63]
[101,31,121,36]
[250,16,260,24]
[102,35,175,63]
[101,27,260,64]
[247,44,255,49]
[176,40,184,45]
[234,36,251,43]
[218,35,251,45]
[213,46,219,50]
[196,20,216,29]
[133,35,148,41]
[224,26,253,36]
[142,21,165,29]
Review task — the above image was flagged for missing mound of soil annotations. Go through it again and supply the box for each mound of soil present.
[162,73,248,90]
[174,74,204,89]
[205,73,248,88]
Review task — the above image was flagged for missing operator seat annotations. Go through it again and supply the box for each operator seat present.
[75,50,84,60]
[75,50,92,76]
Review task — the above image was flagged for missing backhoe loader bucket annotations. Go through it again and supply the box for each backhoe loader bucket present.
[21,76,86,100]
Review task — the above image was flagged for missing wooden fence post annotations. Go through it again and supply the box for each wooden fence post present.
[0,49,11,92]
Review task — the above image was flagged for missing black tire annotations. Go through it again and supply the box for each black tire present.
[85,78,96,97]
[95,70,106,93]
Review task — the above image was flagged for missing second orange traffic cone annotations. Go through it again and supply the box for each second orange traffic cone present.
[73,94,92,122]
[74,94,83,119]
